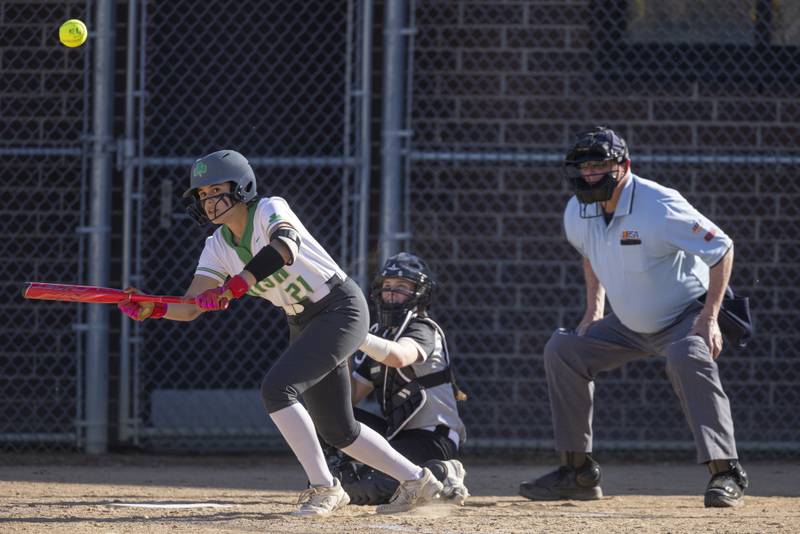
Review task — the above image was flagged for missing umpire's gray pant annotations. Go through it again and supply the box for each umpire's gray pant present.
[544,301,738,463]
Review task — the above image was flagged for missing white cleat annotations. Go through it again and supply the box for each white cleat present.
[292,478,350,517]
[440,459,469,505]
[376,468,444,514]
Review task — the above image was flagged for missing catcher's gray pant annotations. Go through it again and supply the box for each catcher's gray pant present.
[544,301,738,464]
[260,276,369,449]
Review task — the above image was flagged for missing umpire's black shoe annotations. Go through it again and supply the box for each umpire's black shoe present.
[704,460,748,508]
[519,456,602,501]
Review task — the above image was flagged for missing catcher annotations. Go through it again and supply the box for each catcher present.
[326,252,469,506]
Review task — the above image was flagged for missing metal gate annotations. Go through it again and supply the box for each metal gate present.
[118,0,373,449]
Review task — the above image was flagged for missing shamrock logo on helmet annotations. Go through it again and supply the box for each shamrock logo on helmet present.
[192,162,208,177]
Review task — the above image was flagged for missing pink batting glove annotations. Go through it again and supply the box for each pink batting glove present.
[117,286,167,320]
[117,299,165,320]
[118,300,144,320]
[195,275,249,311]
[195,286,230,311]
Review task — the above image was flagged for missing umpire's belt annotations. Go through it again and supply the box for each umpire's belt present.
[280,273,345,316]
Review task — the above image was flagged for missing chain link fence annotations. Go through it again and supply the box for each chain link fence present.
[121,0,371,450]
[406,0,800,457]
[2,0,798,458]
[0,0,91,451]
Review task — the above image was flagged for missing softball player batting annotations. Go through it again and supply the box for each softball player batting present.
[519,127,749,508]
[118,150,443,515]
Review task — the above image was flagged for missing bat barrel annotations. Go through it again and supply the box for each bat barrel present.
[23,282,195,305]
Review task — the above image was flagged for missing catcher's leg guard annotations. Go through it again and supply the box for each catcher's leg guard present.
[340,466,400,505]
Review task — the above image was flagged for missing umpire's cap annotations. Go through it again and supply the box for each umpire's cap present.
[565,126,629,166]
[182,149,257,203]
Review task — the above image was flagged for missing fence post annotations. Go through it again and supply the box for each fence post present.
[379,0,409,266]
[356,0,374,290]
[117,0,140,444]
[85,0,116,454]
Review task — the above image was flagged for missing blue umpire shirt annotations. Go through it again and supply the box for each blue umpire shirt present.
[564,174,733,333]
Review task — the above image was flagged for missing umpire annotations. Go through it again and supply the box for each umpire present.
[520,127,749,508]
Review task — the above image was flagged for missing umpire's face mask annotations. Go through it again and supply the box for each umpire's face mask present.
[565,160,624,205]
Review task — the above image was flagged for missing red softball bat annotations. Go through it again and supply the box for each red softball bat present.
[22,282,196,305]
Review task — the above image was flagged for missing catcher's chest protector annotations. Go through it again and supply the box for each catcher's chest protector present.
[368,319,456,440]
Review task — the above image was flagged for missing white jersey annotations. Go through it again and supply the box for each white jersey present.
[194,197,346,308]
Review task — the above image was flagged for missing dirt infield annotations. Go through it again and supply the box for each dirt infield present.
[1,455,798,533]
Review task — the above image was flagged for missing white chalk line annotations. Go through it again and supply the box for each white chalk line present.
[107,502,233,509]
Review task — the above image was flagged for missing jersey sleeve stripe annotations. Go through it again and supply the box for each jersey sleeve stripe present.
[196,266,227,282]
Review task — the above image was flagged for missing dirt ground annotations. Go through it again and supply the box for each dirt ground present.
[0,455,797,533]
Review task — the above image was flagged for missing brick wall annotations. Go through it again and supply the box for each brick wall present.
[409,1,800,449]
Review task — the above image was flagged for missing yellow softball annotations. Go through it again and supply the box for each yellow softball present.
[59,19,88,48]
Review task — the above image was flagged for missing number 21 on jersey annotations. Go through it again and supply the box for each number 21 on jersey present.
[248,268,314,301]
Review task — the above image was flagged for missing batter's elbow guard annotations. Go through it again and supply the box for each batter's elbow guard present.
[272,226,301,264]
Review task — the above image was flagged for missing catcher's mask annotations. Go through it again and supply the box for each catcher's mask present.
[564,127,629,218]
[370,252,435,328]
[183,150,257,225]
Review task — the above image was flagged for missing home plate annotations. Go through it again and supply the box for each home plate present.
[108,502,233,509]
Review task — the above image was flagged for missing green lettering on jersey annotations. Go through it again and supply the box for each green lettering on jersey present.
[247,269,300,297]
[297,275,313,293]
[285,283,302,300]
[249,272,318,302]
[273,268,290,283]
[283,275,315,301]
[260,277,276,289]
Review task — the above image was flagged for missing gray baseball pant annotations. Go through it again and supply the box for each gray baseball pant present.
[543,301,738,463]
[260,277,369,448]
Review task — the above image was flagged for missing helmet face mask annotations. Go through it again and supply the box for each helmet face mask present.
[370,252,435,329]
[378,281,416,304]
[563,127,629,218]
[186,187,239,225]
[183,150,257,225]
